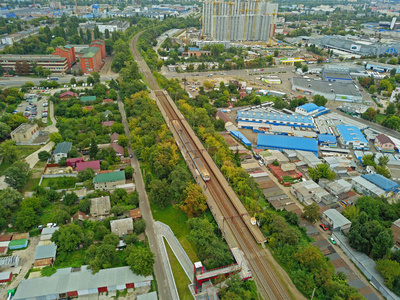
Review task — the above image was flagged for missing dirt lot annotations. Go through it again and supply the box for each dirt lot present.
[0,236,40,299]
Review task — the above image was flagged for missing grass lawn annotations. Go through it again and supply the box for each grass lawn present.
[40,177,76,189]
[0,160,12,175]
[22,177,40,193]
[376,113,386,124]
[19,145,42,159]
[258,95,276,103]
[151,203,199,263]
[39,203,59,225]
[164,238,192,300]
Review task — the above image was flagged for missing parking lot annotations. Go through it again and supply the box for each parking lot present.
[14,97,48,123]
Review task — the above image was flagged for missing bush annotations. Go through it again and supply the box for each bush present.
[38,151,51,161]
[41,266,57,277]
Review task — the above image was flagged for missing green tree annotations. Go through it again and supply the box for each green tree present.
[301,203,321,223]
[369,85,377,94]
[0,139,19,163]
[0,121,11,140]
[376,165,391,178]
[126,245,154,276]
[102,233,119,247]
[49,132,63,144]
[302,64,308,73]
[64,192,78,206]
[77,168,95,182]
[117,134,128,147]
[50,37,66,48]
[51,223,83,253]
[5,161,30,190]
[386,103,396,115]
[104,29,110,39]
[133,219,146,235]
[149,179,169,208]
[362,107,377,121]
[14,207,37,231]
[38,151,51,161]
[89,138,98,160]
[307,163,336,183]
[180,183,207,218]
[376,259,400,289]
[372,230,394,259]
[124,166,133,179]
[313,95,328,106]
[362,153,376,167]
[91,71,100,83]
[0,187,22,210]
[382,115,400,130]
[274,50,279,57]
[343,205,360,222]
[124,233,138,245]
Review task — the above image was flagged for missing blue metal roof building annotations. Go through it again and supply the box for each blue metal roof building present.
[237,110,315,129]
[361,174,399,194]
[257,134,319,155]
[188,47,200,51]
[318,134,337,147]
[230,131,251,147]
[295,103,330,117]
[336,124,369,150]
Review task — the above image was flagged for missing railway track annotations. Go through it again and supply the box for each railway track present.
[130,33,291,300]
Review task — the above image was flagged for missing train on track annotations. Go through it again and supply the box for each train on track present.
[172,120,210,182]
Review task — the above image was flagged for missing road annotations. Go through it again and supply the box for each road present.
[0,74,118,88]
[116,95,173,300]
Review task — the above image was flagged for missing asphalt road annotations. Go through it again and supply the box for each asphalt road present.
[0,74,119,88]
[117,95,172,300]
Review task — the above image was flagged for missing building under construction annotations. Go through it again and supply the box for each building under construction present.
[202,0,278,43]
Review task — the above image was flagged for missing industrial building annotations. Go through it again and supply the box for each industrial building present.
[13,266,153,300]
[352,176,386,197]
[336,124,369,150]
[202,0,278,42]
[321,67,353,82]
[317,134,337,147]
[362,174,399,195]
[292,77,363,103]
[257,134,319,155]
[11,123,39,145]
[0,54,68,74]
[365,62,400,74]
[295,103,329,117]
[52,46,76,69]
[237,110,315,129]
[317,36,400,57]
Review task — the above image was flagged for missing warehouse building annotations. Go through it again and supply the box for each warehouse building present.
[336,124,369,150]
[295,103,329,117]
[13,266,153,300]
[321,66,353,83]
[257,134,319,155]
[237,110,315,129]
[322,209,352,232]
[318,134,337,147]
[0,54,68,74]
[352,176,386,197]
[292,77,363,103]
[202,0,278,42]
[362,174,399,195]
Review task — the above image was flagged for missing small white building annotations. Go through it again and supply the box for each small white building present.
[322,209,352,232]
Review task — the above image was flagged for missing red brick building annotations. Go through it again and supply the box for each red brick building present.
[90,39,106,60]
[52,46,76,69]
[79,47,103,74]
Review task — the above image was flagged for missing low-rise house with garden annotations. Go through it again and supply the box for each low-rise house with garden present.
[53,142,72,163]
[93,171,126,191]
[90,196,111,218]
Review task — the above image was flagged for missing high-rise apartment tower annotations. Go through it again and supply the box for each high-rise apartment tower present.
[202,0,278,42]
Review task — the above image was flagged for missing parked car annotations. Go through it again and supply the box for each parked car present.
[329,237,336,245]
[320,223,328,231]
[46,223,57,228]
[43,102,48,107]
[25,107,31,111]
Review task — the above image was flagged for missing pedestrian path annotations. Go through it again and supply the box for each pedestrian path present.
[154,221,195,300]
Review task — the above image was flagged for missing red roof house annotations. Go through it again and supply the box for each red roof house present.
[130,208,142,221]
[0,235,12,242]
[111,143,124,156]
[102,99,114,105]
[0,246,7,255]
[101,121,115,127]
[59,91,78,101]
[110,132,120,143]
[66,157,84,168]
[82,106,94,111]
[76,160,101,172]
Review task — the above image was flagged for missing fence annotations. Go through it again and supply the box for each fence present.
[333,232,398,300]
[38,173,77,186]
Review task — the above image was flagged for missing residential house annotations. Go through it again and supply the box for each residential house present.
[90,196,111,218]
[102,99,114,105]
[93,171,126,190]
[59,91,78,101]
[322,209,352,232]
[291,180,331,205]
[101,121,115,127]
[53,142,72,163]
[76,160,101,172]
[71,211,89,222]
[110,132,120,143]
[104,109,113,118]
[34,244,57,267]
[82,106,94,111]
[11,123,39,145]
[392,218,400,251]
[111,142,124,157]
[374,134,396,153]
[66,157,84,168]
[366,165,376,174]
[110,218,133,237]
[319,179,352,196]
[130,208,142,221]
[80,96,96,103]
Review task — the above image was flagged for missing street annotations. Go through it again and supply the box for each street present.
[116,95,173,300]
